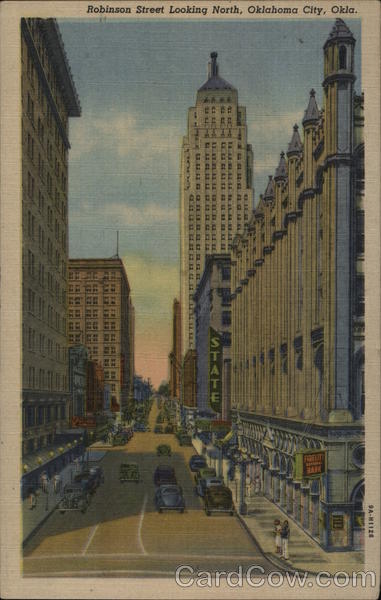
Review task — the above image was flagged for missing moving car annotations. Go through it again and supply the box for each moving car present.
[189,454,207,472]
[204,485,235,516]
[154,465,177,486]
[194,466,216,485]
[156,443,171,457]
[58,483,90,514]
[119,462,140,483]
[155,484,185,513]
[196,476,225,498]
[177,433,192,446]
[154,424,163,434]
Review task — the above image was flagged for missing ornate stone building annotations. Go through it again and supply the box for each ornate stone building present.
[230,20,364,551]
[21,18,80,458]
[180,52,253,352]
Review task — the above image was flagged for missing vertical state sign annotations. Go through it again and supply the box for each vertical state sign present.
[209,327,222,413]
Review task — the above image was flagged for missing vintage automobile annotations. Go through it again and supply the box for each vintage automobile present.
[177,433,192,446]
[154,465,177,486]
[155,484,185,513]
[156,444,171,457]
[196,476,225,498]
[73,470,98,494]
[189,454,207,472]
[204,485,235,516]
[58,483,90,514]
[119,462,140,483]
[194,466,216,485]
[154,424,163,434]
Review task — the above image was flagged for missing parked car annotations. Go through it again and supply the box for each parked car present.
[119,462,140,483]
[154,465,177,486]
[196,476,225,497]
[58,483,90,514]
[194,466,216,485]
[154,424,163,434]
[155,484,185,513]
[189,454,207,472]
[157,444,172,456]
[204,485,235,516]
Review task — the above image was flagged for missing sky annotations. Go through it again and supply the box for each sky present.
[58,18,361,388]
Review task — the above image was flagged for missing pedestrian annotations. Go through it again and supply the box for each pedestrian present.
[53,473,61,494]
[41,471,49,493]
[28,490,37,510]
[273,519,282,554]
[280,519,290,559]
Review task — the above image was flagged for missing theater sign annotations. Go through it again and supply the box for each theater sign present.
[208,327,222,413]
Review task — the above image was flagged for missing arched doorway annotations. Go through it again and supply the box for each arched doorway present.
[351,480,365,550]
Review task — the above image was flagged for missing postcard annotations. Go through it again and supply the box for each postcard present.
[0,1,380,598]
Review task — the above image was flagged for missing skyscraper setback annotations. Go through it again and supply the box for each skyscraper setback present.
[180,52,254,352]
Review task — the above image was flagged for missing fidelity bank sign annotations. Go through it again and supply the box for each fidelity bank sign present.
[208,327,222,413]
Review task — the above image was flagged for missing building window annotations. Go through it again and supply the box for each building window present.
[339,45,347,70]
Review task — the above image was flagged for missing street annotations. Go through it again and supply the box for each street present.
[23,403,274,577]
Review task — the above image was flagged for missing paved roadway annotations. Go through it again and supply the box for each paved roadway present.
[23,403,274,578]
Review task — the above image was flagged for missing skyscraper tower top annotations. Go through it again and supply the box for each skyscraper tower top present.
[198,52,236,92]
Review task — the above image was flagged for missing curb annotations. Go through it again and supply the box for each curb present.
[235,512,320,575]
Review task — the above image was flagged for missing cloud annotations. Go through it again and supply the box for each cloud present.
[71,199,178,226]
[69,109,182,175]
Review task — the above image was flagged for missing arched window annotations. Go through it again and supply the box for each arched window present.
[339,46,347,70]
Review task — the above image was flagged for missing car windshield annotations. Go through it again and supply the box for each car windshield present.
[207,478,224,485]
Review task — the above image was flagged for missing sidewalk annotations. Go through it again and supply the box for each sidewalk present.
[237,494,364,575]
[23,460,78,546]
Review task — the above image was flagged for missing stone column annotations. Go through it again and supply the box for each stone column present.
[286,476,293,513]
[293,481,301,521]
[272,469,280,503]
[279,473,287,508]
[239,462,248,515]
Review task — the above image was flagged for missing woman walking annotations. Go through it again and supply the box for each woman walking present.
[273,519,282,554]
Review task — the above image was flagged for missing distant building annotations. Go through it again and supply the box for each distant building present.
[68,258,134,419]
[194,254,231,419]
[86,360,104,414]
[182,349,197,409]
[180,51,253,352]
[169,299,182,400]
[68,345,88,419]
[21,18,80,459]
[134,375,152,403]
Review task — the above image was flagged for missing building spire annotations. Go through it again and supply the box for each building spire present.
[287,124,303,156]
[275,151,288,180]
[303,89,320,125]
[264,175,275,201]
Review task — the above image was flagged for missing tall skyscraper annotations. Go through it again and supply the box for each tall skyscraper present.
[169,298,181,400]
[21,18,80,458]
[68,258,135,420]
[180,52,254,352]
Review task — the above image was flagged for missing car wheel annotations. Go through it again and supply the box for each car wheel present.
[206,510,211,516]
[158,508,163,514]
[60,510,65,514]
[230,511,234,516]
[180,508,184,514]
